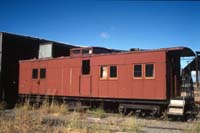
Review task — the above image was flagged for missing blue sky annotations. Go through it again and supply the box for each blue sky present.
[0,0,200,53]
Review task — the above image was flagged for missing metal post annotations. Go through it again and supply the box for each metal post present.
[0,33,2,101]
[196,51,200,89]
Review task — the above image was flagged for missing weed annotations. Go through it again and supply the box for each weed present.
[59,103,69,114]
[90,107,106,118]
[123,116,142,132]
[0,101,6,110]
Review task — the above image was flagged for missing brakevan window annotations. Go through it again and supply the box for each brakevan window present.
[100,66,108,79]
[40,68,46,79]
[82,60,90,75]
[32,69,38,79]
[82,49,92,55]
[134,64,142,78]
[72,50,80,54]
[145,64,154,78]
[110,66,117,78]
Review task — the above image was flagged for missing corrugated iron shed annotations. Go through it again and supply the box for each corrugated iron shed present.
[0,32,78,108]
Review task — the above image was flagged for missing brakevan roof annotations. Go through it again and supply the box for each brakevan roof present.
[159,47,195,57]
[71,46,126,53]
[19,46,195,62]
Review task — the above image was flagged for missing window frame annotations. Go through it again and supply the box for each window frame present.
[82,60,90,75]
[144,63,155,79]
[99,66,108,80]
[109,65,118,80]
[40,68,46,79]
[133,64,143,79]
[32,69,38,79]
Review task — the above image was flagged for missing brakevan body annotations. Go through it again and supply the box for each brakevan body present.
[18,47,196,118]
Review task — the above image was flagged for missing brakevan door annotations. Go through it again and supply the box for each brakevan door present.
[31,62,39,94]
[31,62,47,95]
[38,67,47,95]
[80,60,91,96]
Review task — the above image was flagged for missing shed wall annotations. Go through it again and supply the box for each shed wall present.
[1,34,41,107]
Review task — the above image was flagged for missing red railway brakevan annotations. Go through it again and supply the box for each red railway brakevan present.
[18,47,195,116]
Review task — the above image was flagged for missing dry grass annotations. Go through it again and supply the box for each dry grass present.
[0,100,142,132]
[39,100,69,115]
[0,100,71,132]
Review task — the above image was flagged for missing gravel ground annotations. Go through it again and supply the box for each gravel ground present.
[137,118,191,133]
[87,115,198,133]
